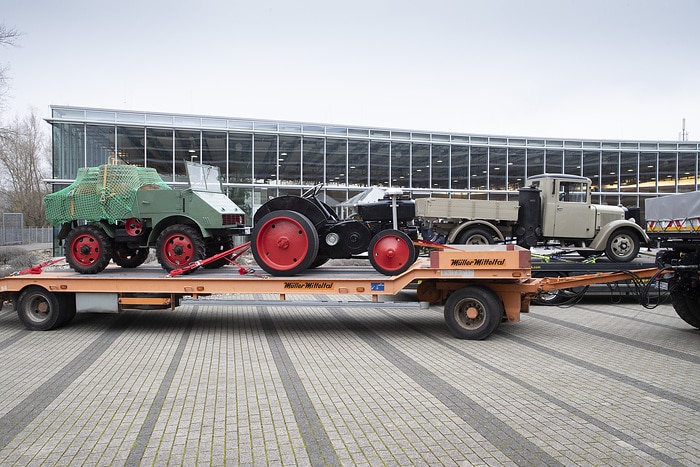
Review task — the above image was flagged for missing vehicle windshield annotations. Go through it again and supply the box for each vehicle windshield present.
[186,162,222,193]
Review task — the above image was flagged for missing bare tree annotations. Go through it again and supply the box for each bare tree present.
[0,110,52,227]
[0,24,21,112]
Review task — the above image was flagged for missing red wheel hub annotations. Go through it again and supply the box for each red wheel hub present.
[162,233,194,266]
[70,233,101,266]
[256,217,309,270]
[372,234,411,272]
[124,218,143,236]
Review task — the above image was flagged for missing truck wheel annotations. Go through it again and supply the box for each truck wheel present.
[252,210,319,275]
[457,227,495,245]
[65,225,113,274]
[605,228,640,262]
[443,286,504,339]
[369,229,416,276]
[16,286,69,331]
[156,224,206,272]
[670,291,700,328]
[112,244,149,268]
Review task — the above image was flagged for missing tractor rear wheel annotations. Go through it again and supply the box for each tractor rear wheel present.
[156,224,206,272]
[65,225,113,274]
[252,210,319,276]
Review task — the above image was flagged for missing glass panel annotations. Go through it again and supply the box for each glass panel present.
[53,123,84,179]
[202,118,226,129]
[370,141,389,187]
[450,145,469,190]
[116,112,145,124]
[412,143,429,189]
[412,132,430,141]
[526,148,544,179]
[146,128,174,182]
[470,146,487,191]
[254,134,278,184]
[348,140,368,187]
[52,108,85,119]
[174,130,201,183]
[146,114,173,125]
[116,126,145,166]
[658,152,676,193]
[545,149,563,174]
[583,150,600,202]
[86,125,115,167]
[619,152,638,193]
[678,152,697,192]
[391,142,410,188]
[174,116,201,127]
[279,136,301,185]
[279,123,301,133]
[601,151,619,192]
[229,133,252,184]
[303,125,324,134]
[227,187,252,226]
[507,148,526,194]
[201,131,227,177]
[326,139,347,186]
[432,144,449,190]
[86,110,115,122]
[302,137,324,185]
[490,147,507,191]
[638,152,657,193]
[564,149,582,176]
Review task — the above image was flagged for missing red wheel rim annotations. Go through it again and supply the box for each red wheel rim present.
[161,233,194,266]
[372,233,411,272]
[255,216,310,271]
[70,233,101,266]
[124,218,143,236]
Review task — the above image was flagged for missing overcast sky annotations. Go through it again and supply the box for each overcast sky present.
[3,0,699,141]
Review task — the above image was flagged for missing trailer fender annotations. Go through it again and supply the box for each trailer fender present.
[587,220,649,251]
[447,220,505,244]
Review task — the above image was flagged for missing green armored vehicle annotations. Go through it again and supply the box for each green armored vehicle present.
[45,162,246,274]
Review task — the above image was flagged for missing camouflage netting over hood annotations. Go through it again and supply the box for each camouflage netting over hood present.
[45,164,171,225]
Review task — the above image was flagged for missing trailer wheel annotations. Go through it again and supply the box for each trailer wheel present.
[457,227,495,245]
[65,225,113,274]
[443,286,504,339]
[369,229,416,276]
[670,291,700,328]
[605,228,640,262]
[156,224,206,272]
[252,210,319,275]
[112,244,149,268]
[16,286,69,331]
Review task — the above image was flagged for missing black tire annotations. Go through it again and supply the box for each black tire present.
[443,286,504,339]
[605,228,640,262]
[203,237,234,269]
[112,243,150,268]
[368,229,416,276]
[156,224,206,272]
[457,227,496,245]
[252,210,319,276]
[65,225,113,274]
[670,291,700,328]
[16,286,69,331]
[309,255,330,269]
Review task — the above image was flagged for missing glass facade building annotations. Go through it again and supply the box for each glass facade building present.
[48,106,700,226]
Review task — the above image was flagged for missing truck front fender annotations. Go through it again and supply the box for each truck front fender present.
[588,220,650,251]
[447,220,506,244]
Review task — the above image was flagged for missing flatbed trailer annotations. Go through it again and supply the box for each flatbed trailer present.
[0,245,660,339]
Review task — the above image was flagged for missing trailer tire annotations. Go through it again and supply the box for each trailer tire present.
[16,286,69,331]
[605,228,640,263]
[369,229,416,276]
[671,291,700,328]
[252,210,319,276]
[457,227,496,245]
[65,225,113,274]
[156,224,206,272]
[112,244,149,268]
[444,286,504,339]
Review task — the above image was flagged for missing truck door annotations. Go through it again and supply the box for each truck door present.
[551,180,596,239]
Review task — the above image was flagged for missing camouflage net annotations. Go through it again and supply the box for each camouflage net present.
[45,165,171,225]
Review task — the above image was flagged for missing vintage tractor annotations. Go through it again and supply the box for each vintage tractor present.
[45,162,246,274]
[251,185,419,276]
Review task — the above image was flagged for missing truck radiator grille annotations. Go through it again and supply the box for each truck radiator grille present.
[222,214,245,225]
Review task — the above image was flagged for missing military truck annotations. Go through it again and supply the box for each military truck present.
[45,162,246,274]
[416,174,648,262]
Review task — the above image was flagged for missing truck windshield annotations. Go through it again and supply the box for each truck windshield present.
[186,162,222,193]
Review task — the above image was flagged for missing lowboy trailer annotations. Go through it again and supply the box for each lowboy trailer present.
[0,244,661,340]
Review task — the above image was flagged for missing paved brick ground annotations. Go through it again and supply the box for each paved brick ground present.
[0,295,697,466]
